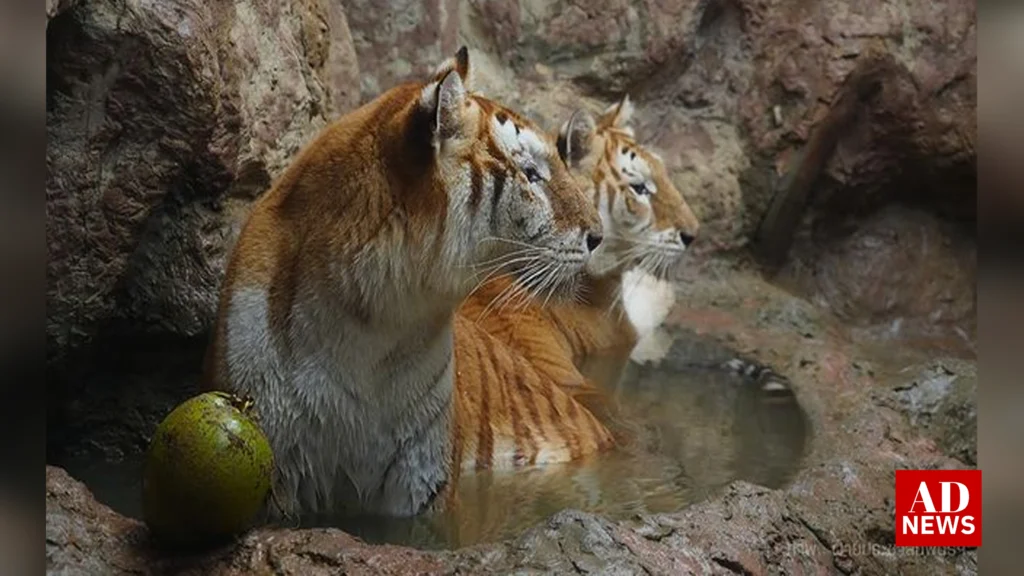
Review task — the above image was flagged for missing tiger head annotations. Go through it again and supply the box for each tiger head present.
[415,47,603,301]
[555,95,700,280]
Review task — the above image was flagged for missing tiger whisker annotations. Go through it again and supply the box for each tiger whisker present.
[463,253,549,302]
[539,263,567,309]
[462,247,545,271]
[474,236,549,251]
[477,259,549,320]
[474,273,525,323]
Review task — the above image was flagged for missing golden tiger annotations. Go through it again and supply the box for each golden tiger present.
[458,96,700,397]
[202,47,607,520]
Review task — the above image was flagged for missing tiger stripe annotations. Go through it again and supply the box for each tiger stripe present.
[449,314,615,475]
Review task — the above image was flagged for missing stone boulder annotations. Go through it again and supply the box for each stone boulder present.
[46,0,359,360]
[778,204,976,344]
[878,358,978,465]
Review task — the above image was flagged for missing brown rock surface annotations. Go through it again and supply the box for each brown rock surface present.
[467,0,975,251]
[46,0,358,357]
[779,205,976,342]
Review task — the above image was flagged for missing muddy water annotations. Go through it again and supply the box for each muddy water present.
[59,322,810,550]
[296,325,810,549]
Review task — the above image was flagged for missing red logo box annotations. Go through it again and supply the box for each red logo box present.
[895,469,981,547]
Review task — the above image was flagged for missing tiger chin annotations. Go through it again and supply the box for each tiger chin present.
[201,46,604,520]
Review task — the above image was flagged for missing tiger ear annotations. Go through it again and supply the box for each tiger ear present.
[557,109,596,168]
[430,46,472,91]
[421,47,471,142]
[435,70,466,141]
[597,94,635,134]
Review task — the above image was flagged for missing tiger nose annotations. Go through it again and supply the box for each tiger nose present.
[679,231,696,247]
[585,233,603,252]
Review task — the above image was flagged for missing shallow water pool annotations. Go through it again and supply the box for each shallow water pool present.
[59,325,810,550]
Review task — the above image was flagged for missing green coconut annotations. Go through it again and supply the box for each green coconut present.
[142,391,273,549]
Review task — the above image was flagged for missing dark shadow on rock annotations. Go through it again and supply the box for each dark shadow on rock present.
[46,323,208,464]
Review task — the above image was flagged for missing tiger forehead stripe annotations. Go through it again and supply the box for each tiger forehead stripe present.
[490,115,550,162]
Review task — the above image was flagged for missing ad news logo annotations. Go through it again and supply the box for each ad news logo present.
[895,469,981,547]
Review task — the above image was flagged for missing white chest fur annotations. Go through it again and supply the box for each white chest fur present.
[223,286,454,518]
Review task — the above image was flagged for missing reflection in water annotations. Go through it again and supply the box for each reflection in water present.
[59,326,810,551]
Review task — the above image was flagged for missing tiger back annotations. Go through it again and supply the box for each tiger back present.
[451,314,614,473]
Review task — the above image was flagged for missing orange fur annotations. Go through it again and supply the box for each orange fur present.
[451,315,614,469]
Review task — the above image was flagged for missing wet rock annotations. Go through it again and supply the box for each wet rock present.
[881,359,977,465]
[779,205,976,341]
[47,465,449,575]
[47,466,151,574]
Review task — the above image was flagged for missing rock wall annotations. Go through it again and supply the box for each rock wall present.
[46,0,975,458]
[46,0,359,359]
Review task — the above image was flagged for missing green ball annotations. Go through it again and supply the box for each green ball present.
[142,391,273,549]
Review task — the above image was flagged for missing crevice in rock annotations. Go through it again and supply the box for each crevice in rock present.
[796,516,834,553]
[753,51,895,269]
[697,0,744,38]
[45,10,79,113]
[711,555,754,576]
[296,550,347,568]
[863,525,895,547]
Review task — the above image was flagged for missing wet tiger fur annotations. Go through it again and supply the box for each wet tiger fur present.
[202,47,606,519]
